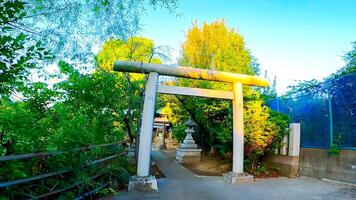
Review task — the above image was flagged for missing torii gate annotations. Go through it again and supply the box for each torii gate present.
[113,61,268,191]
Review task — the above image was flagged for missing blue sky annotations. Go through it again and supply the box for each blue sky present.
[139,0,356,93]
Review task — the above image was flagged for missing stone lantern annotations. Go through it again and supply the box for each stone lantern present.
[176,119,202,163]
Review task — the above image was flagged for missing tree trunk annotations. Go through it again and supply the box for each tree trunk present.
[123,117,134,144]
[3,140,13,156]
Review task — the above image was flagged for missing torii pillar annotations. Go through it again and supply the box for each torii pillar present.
[222,82,254,183]
[114,61,268,191]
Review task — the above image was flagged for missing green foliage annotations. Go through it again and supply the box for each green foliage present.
[331,41,356,78]
[243,90,290,171]
[267,111,291,149]
[1,0,176,198]
[172,123,187,142]
[0,65,133,198]
[96,36,163,143]
[328,143,341,156]
[0,0,53,96]
[167,20,259,155]
[0,59,136,155]
[97,37,162,72]
[328,133,343,156]
[1,31,163,199]
[49,63,127,148]
[254,165,269,176]
[285,79,323,97]
[10,0,178,60]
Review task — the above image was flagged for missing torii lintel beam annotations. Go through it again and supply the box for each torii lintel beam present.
[114,61,269,87]
[157,85,234,100]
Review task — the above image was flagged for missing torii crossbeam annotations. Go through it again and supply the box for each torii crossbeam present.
[113,61,268,191]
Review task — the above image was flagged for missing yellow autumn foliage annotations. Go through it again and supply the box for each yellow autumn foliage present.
[181,19,253,75]
[97,36,162,75]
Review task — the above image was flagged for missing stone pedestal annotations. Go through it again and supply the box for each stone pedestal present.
[223,172,254,184]
[176,148,202,163]
[158,131,167,149]
[176,126,202,163]
[128,175,158,192]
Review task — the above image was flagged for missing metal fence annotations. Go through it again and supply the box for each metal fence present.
[268,73,356,149]
[0,142,128,199]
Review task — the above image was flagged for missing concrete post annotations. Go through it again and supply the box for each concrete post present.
[288,123,301,157]
[128,72,159,192]
[232,82,244,173]
[274,148,279,154]
[280,134,288,155]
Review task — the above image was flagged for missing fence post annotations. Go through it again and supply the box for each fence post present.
[327,83,334,147]
[280,134,288,155]
[288,123,301,157]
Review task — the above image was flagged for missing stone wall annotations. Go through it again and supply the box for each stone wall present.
[264,154,299,177]
[298,148,356,183]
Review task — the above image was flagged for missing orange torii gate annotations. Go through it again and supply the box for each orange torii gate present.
[113,61,268,191]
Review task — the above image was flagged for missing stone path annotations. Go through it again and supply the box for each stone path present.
[106,150,356,200]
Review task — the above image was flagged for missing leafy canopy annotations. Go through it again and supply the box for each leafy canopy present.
[0,0,52,96]
[96,36,163,143]
[181,19,255,75]
[16,0,178,59]
[0,0,175,197]
[97,36,162,72]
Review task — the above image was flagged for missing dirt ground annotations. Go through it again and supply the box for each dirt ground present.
[161,148,281,177]
[161,149,231,176]
[151,162,166,179]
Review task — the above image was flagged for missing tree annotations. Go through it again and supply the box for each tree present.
[96,36,163,143]
[0,0,174,197]
[11,0,178,60]
[180,20,255,75]
[0,0,52,96]
[344,42,356,69]
[176,20,259,152]
[159,20,289,173]
[331,41,356,78]
[0,62,131,197]
[0,0,53,155]
[97,36,162,72]
[49,61,127,148]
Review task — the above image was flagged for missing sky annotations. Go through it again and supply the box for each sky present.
[139,0,356,94]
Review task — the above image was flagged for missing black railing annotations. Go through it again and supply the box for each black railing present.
[0,142,128,199]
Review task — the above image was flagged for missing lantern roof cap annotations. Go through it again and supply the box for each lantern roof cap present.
[185,119,197,126]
